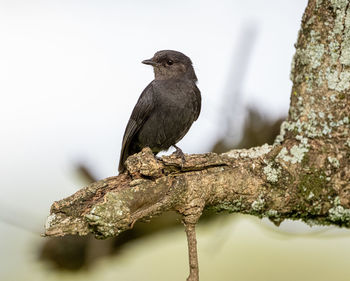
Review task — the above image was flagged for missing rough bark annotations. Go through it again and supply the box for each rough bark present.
[184,222,199,281]
[44,0,350,276]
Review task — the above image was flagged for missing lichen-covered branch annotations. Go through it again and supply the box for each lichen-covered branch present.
[45,0,350,240]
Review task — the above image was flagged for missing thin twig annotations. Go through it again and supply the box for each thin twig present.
[184,222,199,281]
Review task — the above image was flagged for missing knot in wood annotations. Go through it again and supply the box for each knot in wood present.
[125,147,164,178]
[178,198,205,224]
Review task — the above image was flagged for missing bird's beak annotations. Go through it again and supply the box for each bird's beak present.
[142,59,157,66]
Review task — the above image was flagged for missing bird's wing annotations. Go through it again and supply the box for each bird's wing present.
[193,83,201,121]
[118,82,155,172]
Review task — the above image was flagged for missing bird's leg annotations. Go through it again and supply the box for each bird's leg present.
[173,144,186,162]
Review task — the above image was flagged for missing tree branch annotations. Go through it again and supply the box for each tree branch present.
[44,138,349,238]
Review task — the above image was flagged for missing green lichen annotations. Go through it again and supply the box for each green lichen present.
[212,199,245,213]
[85,192,131,238]
[298,170,327,198]
[338,92,346,99]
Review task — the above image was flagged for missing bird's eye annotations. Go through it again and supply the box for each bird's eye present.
[167,60,174,65]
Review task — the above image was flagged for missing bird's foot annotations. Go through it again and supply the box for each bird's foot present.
[172,145,186,164]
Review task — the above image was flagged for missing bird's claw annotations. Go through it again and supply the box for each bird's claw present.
[173,145,186,164]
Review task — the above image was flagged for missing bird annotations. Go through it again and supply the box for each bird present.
[118,50,201,173]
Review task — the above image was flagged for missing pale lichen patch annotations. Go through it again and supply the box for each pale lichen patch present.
[337,71,350,91]
[84,192,131,238]
[333,9,346,34]
[277,137,310,164]
[325,68,339,90]
[329,205,350,223]
[328,196,350,225]
[323,1,350,92]
[263,161,281,183]
[223,144,271,159]
[45,213,57,230]
[321,123,332,135]
[327,156,340,168]
[326,68,350,92]
[329,41,340,64]
[316,0,323,9]
[340,4,350,65]
[251,196,265,211]
[296,35,324,69]
[266,209,278,217]
[308,191,315,199]
[290,29,325,90]
[330,0,348,10]
[346,139,350,147]
[330,116,349,127]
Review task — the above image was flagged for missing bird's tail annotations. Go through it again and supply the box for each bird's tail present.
[118,148,128,173]
[118,142,139,173]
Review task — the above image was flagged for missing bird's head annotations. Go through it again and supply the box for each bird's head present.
[142,50,197,82]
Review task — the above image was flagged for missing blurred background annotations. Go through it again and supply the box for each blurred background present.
[1,0,350,280]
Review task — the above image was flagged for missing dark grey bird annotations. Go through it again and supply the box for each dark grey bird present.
[118,50,201,173]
